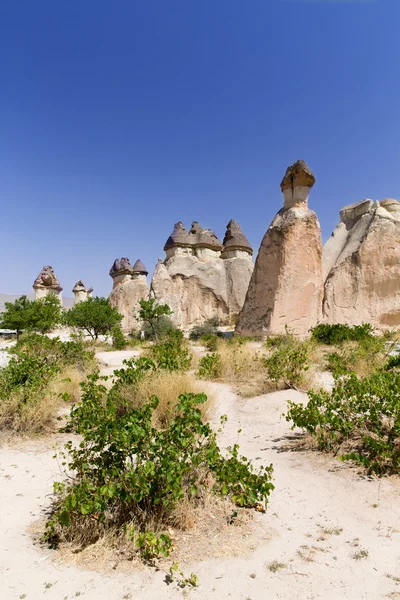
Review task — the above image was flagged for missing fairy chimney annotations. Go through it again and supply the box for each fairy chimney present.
[72,280,93,304]
[236,160,323,336]
[33,266,63,304]
[108,257,149,332]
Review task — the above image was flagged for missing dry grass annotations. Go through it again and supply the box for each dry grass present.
[117,370,215,427]
[44,492,261,573]
[210,340,272,398]
[0,365,89,436]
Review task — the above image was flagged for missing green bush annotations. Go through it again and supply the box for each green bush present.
[263,336,309,389]
[142,315,177,341]
[45,368,274,561]
[200,333,219,351]
[111,326,127,350]
[189,319,219,341]
[286,371,400,474]
[0,334,95,431]
[150,330,192,372]
[324,335,387,378]
[197,353,222,380]
[311,323,374,346]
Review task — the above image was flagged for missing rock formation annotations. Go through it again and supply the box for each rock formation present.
[151,220,253,329]
[108,258,149,332]
[236,160,323,336]
[33,266,63,304]
[72,280,93,304]
[323,198,400,327]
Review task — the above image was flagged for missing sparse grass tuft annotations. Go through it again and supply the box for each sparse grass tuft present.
[353,548,369,560]
[268,560,287,572]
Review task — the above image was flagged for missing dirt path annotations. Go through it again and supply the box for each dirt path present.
[1,353,400,599]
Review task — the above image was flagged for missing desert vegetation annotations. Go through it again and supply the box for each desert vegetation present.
[45,358,274,578]
[0,333,95,435]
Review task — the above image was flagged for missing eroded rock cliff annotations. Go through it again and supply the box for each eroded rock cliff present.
[323,198,400,327]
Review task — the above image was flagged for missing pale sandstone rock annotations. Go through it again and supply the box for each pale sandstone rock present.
[151,220,253,329]
[236,160,323,336]
[108,258,149,332]
[33,266,63,304]
[72,281,93,304]
[323,199,400,327]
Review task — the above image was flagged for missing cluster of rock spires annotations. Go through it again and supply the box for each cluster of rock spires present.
[32,160,400,335]
[150,220,254,329]
[32,266,92,306]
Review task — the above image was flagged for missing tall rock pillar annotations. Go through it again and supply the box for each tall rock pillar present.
[236,160,323,336]
[108,258,149,332]
[33,266,63,305]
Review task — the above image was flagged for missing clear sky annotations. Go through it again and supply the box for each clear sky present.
[1,0,399,297]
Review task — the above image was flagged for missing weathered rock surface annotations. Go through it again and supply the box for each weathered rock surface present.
[108,258,149,332]
[151,221,253,329]
[236,160,323,336]
[323,198,400,327]
[72,280,93,304]
[33,266,63,303]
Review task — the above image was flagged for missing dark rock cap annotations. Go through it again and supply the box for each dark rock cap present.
[33,266,63,291]
[189,221,223,250]
[280,160,315,192]
[72,280,93,293]
[132,259,148,275]
[164,221,191,251]
[109,257,134,278]
[222,220,253,254]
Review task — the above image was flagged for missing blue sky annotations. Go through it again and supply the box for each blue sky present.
[1,0,399,297]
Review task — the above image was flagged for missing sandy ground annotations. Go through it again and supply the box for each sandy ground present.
[1,352,400,599]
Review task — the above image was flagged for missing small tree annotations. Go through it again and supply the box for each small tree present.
[66,297,122,340]
[137,298,173,341]
[0,295,62,338]
[31,295,64,334]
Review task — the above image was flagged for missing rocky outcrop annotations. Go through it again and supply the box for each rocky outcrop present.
[323,198,400,327]
[33,266,63,304]
[151,220,253,329]
[72,280,93,304]
[236,160,323,336]
[108,258,149,332]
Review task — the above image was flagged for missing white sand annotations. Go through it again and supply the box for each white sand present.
[1,351,400,599]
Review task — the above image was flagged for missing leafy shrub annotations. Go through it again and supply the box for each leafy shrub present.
[324,335,387,378]
[142,315,177,341]
[0,334,95,433]
[197,353,222,380]
[65,297,122,340]
[265,334,288,349]
[45,369,274,562]
[189,319,219,341]
[263,336,309,389]
[150,330,192,372]
[111,326,127,350]
[286,371,400,474]
[200,333,219,351]
[311,323,373,346]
